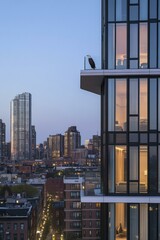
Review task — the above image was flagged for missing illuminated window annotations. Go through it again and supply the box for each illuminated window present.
[115,146,127,193]
[115,79,127,131]
[116,24,127,69]
[139,79,148,131]
[139,23,148,68]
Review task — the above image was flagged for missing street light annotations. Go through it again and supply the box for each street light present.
[52,234,55,240]
[60,234,64,240]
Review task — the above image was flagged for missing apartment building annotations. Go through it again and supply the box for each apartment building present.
[80,0,160,239]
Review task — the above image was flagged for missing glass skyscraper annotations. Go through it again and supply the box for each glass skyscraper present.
[81,0,160,239]
[11,92,32,161]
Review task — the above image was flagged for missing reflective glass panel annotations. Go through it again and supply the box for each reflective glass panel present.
[149,147,157,194]
[140,0,148,20]
[150,0,157,19]
[108,79,115,131]
[149,204,158,240]
[130,0,138,3]
[158,146,160,193]
[130,147,138,181]
[108,24,115,69]
[139,23,148,68]
[130,5,138,21]
[108,204,115,240]
[130,78,138,114]
[150,23,157,68]
[159,23,160,68]
[130,60,138,69]
[116,0,127,21]
[130,204,138,240]
[116,24,127,69]
[115,79,127,131]
[108,0,115,21]
[158,79,160,130]
[159,204,160,239]
[130,117,138,131]
[150,79,157,130]
[159,0,160,19]
[130,24,138,59]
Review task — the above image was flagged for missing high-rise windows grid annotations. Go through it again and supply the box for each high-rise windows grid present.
[107,78,160,132]
[105,0,160,69]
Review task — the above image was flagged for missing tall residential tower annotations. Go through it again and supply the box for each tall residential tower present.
[0,119,6,162]
[64,126,81,158]
[11,92,32,161]
[81,0,160,239]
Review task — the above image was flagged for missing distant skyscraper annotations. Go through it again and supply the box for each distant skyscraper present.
[47,134,64,159]
[31,125,36,159]
[0,119,6,162]
[11,92,32,161]
[64,126,81,158]
[52,134,64,159]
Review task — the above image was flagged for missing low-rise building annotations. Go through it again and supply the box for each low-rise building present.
[0,196,35,240]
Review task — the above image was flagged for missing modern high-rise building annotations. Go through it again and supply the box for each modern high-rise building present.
[31,125,36,159]
[47,134,64,159]
[64,126,81,158]
[81,0,160,239]
[11,92,32,161]
[0,119,6,162]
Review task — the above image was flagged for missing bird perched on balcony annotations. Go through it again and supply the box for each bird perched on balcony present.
[87,55,96,69]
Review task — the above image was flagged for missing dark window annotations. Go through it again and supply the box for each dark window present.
[130,5,138,21]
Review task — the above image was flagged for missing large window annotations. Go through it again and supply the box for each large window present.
[140,146,148,193]
[106,0,160,69]
[108,24,115,69]
[108,79,115,131]
[129,147,138,193]
[107,204,160,240]
[130,204,138,240]
[150,23,157,68]
[115,146,127,193]
[139,79,148,131]
[116,0,127,21]
[108,146,115,193]
[150,79,157,129]
[108,78,127,131]
[116,24,127,69]
[116,79,127,131]
[116,204,127,239]
[139,23,148,68]
[140,0,148,20]
[108,145,148,194]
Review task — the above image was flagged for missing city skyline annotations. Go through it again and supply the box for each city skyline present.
[0,1,101,144]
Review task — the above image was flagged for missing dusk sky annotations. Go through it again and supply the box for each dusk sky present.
[0,1,101,144]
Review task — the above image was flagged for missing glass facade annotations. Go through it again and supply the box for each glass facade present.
[80,0,160,239]
[101,0,160,239]
[11,93,32,161]
[103,0,160,69]
[106,77,160,194]
[107,203,160,240]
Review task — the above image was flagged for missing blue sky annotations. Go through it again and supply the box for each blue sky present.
[0,0,101,144]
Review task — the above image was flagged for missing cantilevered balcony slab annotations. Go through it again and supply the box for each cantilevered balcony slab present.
[81,195,160,204]
[80,69,160,95]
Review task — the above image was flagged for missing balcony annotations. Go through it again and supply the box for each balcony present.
[80,68,160,95]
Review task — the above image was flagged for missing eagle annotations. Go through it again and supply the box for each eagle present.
[87,55,96,69]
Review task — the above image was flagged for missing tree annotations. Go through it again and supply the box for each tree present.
[11,184,38,197]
